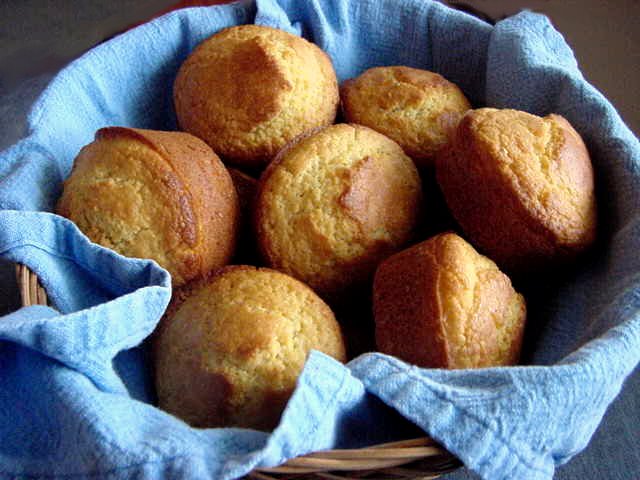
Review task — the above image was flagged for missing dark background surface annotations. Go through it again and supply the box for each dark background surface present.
[0,1,638,479]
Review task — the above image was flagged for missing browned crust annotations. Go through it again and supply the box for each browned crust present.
[341,67,453,116]
[175,26,292,128]
[339,78,356,117]
[153,265,263,368]
[548,114,598,250]
[159,361,234,429]
[162,265,258,325]
[253,125,332,272]
[96,127,240,283]
[506,301,526,366]
[339,154,418,237]
[435,109,597,273]
[161,265,342,346]
[312,37,340,124]
[254,123,422,300]
[174,24,339,169]
[374,232,526,369]
[153,279,235,428]
[154,264,346,429]
[392,66,453,89]
[373,237,449,368]
[340,66,471,166]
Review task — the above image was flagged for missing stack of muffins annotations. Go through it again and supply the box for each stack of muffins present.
[56,25,597,431]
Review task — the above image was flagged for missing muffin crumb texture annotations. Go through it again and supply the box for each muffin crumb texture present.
[341,66,471,166]
[436,108,597,272]
[256,123,423,298]
[154,266,346,430]
[174,25,339,169]
[56,127,239,286]
[374,233,526,369]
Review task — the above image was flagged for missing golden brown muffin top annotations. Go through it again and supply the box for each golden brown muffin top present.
[255,123,423,298]
[374,232,526,369]
[174,24,339,169]
[341,66,471,166]
[56,127,238,286]
[156,265,346,429]
[437,108,597,271]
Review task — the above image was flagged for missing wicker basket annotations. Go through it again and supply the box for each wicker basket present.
[15,263,461,479]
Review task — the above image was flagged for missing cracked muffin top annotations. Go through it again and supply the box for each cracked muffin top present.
[436,108,597,273]
[255,123,423,300]
[174,24,339,170]
[154,265,346,430]
[341,66,471,168]
[56,127,239,286]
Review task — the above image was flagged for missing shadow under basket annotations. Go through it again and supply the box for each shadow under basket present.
[15,263,462,479]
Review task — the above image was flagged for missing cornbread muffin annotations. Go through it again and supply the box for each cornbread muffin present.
[374,233,526,369]
[255,123,423,299]
[57,127,239,286]
[174,24,339,169]
[341,66,471,167]
[154,266,346,430]
[436,108,597,272]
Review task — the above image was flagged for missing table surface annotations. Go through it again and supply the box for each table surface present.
[0,1,638,479]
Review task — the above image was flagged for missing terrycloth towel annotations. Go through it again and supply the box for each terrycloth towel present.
[0,1,638,479]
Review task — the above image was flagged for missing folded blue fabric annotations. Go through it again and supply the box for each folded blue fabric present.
[0,1,638,479]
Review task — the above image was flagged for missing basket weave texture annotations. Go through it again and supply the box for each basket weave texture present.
[14,263,461,479]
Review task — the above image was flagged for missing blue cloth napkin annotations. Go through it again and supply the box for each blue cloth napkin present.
[0,1,638,479]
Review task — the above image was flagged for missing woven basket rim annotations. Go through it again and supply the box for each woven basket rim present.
[14,263,461,479]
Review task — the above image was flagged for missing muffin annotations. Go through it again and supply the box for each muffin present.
[341,66,471,167]
[436,108,597,272]
[56,127,239,286]
[174,25,339,170]
[373,233,526,369]
[255,123,423,299]
[154,266,346,430]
